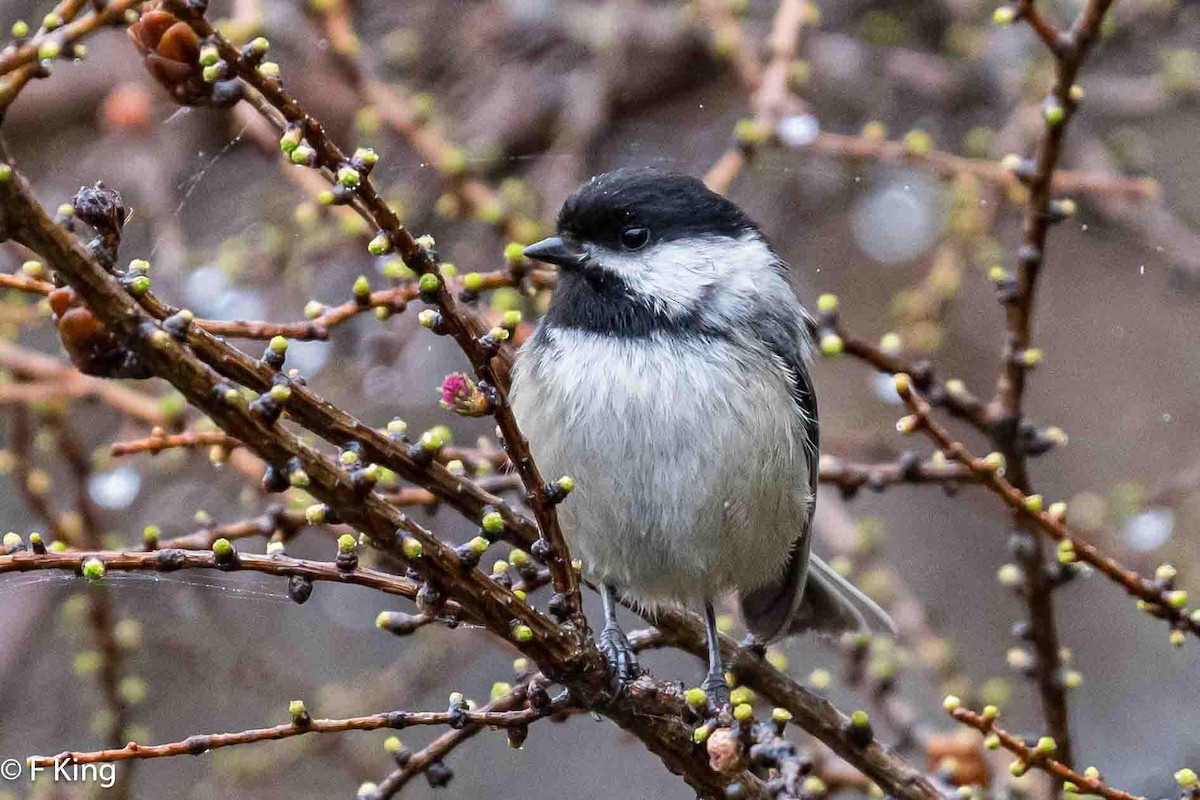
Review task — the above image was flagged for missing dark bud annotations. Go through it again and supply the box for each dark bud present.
[329,183,356,205]
[454,543,482,571]
[542,481,569,506]
[1017,245,1042,269]
[249,393,283,425]
[72,181,127,240]
[376,611,428,636]
[287,574,314,604]
[547,592,572,622]
[838,483,860,501]
[262,346,285,371]
[897,450,921,479]
[995,278,1021,304]
[425,761,453,788]
[1011,620,1033,640]
[350,467,379,494]
[447,695,468,729]
[416,583,445,616]
[261,464,290,494]
[527,679,551,711]
[156,548,187,571]
[335,551,358,572]
[1008,530,1036,560]
[163,311,193,341]
[30,535,47,555]
[529,538,551,564]
[506,724,529,749]
[867,471,887,493]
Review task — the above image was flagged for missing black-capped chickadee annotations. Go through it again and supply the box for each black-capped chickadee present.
[512,168,892,704]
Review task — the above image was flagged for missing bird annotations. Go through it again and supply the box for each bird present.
[511,167,892,704]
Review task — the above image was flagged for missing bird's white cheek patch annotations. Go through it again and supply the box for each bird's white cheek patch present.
[587,235,777,318]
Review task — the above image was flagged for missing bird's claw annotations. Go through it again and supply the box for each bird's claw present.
[598,625,641,687]
[701,671,731,708]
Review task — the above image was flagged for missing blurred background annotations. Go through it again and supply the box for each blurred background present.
[0,0,1198,797]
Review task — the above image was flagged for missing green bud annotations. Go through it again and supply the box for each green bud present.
[733,703,754,721]
[11,20,29,38]
[463,272,484,292]
[257,62,281,79]
[692,723,711,743]
[467,535,489,555]
[772,707,792,723]
[504,242,527,264]
[279,127,302,153]
[511,623,533,642]
[685,687,708,708]
[43,12,62,29]
[337,166,361,187]
[337,533,357,554]
[288,699,307,720]
[0,164,12,182]
[212,538,234,557]
[401,537,423,559]
[81,557,106,582]
[368,233,392,256]
[304,300,324,319]
[850,710,870,727]
[992,5,1016,24]
[353,275,371,297]
[290,145,316,165]
[3,532,23,551]
[1176,769,1198,788]
[481,511,504,535]
[268,335,288,355]
[383,735,403,753]
[305,504,326,525]
[557,475,576,494]
[903,129,932,155]
[249,37,270,55]
[201,63,223,83]
[819,333,844,356]
[817,293,839,313]
[418,273,440,293]
[199,44,221,67]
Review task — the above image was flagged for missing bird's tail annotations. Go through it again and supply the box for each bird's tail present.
[787,554,895,637]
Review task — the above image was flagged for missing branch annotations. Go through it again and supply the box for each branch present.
[29,696,568,767]
[894,374,1199,641]
[946,702,1143,800]
[164,1,581,620]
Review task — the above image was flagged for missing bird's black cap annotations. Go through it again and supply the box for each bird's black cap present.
[555,167,757,249]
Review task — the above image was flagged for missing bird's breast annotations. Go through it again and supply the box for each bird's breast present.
[510,327,810,607]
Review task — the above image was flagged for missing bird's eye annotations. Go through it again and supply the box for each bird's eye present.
[619,226,650,251]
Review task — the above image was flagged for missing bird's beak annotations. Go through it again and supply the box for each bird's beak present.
[523,237,587,269]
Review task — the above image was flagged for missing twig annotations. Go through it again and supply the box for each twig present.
[947,704,1143,800]
[894,375,1199,639]
[29,696,568,767]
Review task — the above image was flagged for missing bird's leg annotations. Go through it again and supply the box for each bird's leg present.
[701,601,730,707]
[598,583,640,686]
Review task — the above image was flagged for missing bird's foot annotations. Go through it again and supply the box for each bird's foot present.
[701,670,731,708]
[598,625,641,687]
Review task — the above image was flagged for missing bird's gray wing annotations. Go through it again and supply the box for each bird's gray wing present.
[739,303,821,642]
[739,302,894,641]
